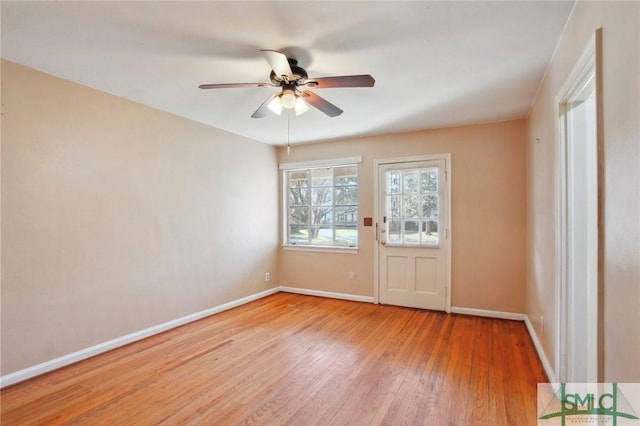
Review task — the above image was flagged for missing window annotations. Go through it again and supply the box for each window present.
[282,158,360,248]
[385,166,439,246]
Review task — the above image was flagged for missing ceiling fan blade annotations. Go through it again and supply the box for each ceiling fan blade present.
[305,75,375,89]
[301,91,343,117]
[261,49,293,80]
[199,83,274,89]
[251,94,278,118]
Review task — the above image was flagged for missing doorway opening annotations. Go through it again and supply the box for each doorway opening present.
[555,30,602,382]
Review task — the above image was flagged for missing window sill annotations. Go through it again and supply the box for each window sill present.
[281,245,359,254]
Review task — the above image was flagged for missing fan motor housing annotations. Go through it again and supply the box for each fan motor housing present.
[270,58,308,85]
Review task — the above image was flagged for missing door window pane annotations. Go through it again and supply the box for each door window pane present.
[388,195,402,218]
[421,220,439,244]
[421,168,438,192]
[403,171,420,193]
[385,167,439,246]
[404,221,420,243]
[422,194,438,218]
[388,171,402,194]
[404,195,420,218]
[388,220,401,243]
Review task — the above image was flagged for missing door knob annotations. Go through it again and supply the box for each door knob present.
[381,240,386,246]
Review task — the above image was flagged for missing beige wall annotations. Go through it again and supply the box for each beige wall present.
[1,60,279,374]
[277,120,527,313]
[526,1,640,381]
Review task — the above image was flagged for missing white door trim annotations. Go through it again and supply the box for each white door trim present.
[553,29,602,383]
[373,154,452,313]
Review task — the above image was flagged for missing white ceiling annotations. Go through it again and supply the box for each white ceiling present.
[1,1,574,145]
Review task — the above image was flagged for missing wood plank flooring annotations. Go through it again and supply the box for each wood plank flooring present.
[1,293,547,425]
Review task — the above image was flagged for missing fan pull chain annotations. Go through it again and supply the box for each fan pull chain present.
[287,112,291,155]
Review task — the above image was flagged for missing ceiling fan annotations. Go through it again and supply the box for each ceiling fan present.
[199,50,375,118]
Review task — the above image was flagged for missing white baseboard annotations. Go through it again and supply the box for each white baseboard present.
[450,306,526,321]
[278,286,375,304]
[524,315,556,382]
[0,287,279,388]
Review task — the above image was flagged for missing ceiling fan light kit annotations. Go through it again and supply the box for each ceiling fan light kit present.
[199,49,375,118]
[266,89,309,116]
[294,97,310,116]
[267,96,283,115]
[280,89,297,109]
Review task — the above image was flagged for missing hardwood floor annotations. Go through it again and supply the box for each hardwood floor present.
[1,293,547,425]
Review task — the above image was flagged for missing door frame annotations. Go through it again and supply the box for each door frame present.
[373,154,452,312]
[553,29,603,382]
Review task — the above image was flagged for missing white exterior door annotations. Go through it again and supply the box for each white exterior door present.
[377,158,450,311]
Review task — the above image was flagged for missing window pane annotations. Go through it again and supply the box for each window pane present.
[335,185,357,205]
[388,195,402,218]
[403,171,420,193]
[388,220,401,243]
[311,225,334,245]
[335,206,357,225]
[404,221,420,244]
[335,166,357,186]
[289,170,309,183]
[289,207,308,225]
[311,168,333,186]
[311,187,333,206]
[404,195,420,218]
[289,225,309,244]
[312,206,333,225]
[421,220,439,245]
[289,188,308,206]
[387,171,401,194]
[288,170,309,206]
[422,194,438,218]
[335,226,358,246]
[421,168,438,192]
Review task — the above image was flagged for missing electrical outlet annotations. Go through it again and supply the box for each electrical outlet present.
[265,272,270,282]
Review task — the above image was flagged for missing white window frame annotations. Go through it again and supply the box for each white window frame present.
[280,156,362,253]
